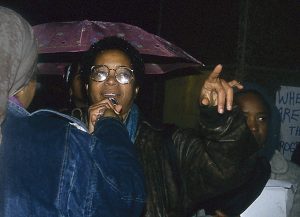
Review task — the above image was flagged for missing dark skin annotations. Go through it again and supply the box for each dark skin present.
[15,79,37,109]
[200,64,243,113]
[86,49,135,133]
[236,92,269,147]
[86,51,243,136]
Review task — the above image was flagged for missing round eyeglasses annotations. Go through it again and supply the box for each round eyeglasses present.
[90,65,134,84]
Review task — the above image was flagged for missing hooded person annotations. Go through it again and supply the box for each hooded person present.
[0,7,146,217]
[238,82,281,161]
[235,82,300,217]
[0,6,37,143]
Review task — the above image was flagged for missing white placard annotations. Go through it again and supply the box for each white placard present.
[276,86,300,160]
[241,179,297,217]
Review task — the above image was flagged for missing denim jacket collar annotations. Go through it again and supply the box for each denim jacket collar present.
[8,99,29,117]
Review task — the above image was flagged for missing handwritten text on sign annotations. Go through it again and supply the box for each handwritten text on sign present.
[276,86,300,160]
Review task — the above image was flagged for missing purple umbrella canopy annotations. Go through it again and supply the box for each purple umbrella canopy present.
[33,20,204,75]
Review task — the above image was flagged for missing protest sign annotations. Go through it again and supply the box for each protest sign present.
[276,86,300,160]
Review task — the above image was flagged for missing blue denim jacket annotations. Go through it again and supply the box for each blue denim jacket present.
[0,101,146,217]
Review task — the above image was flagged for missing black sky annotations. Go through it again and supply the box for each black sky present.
[1,0,299,67]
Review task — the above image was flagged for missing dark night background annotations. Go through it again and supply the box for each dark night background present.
[1,0,299,121]
[2,0,298,67]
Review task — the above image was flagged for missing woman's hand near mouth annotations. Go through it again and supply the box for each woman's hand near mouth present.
[88,98,122,133]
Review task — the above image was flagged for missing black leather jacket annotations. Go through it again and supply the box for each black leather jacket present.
[135,105,265,217]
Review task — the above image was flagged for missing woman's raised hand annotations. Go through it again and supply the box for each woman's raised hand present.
[88,99,122,133]
[200,64,243,113]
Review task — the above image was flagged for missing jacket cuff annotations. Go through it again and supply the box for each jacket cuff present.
[198,105,238,127]
[198,105,243,139]
[93,117,124,136]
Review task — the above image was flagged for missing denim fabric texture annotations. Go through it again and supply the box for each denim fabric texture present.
[0,101,146,217]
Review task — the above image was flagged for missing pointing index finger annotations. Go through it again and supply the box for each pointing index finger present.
[207,64,223,81]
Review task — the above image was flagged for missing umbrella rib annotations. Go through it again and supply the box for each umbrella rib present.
[79,27,85,46]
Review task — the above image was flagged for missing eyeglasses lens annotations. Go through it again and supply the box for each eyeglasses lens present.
[91,66,133,84]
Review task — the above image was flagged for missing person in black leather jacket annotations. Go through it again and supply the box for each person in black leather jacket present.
[81,36,267,217]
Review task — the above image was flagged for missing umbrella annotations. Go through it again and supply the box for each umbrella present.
[33,20,204,75]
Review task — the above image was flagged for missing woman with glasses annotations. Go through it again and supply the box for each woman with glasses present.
[81,36,268,217]
[86,52,138,132]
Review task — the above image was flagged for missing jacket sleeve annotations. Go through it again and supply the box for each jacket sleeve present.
[171,105,262,211]
[200,157,270,216]
[89,117,146,217]
[59,115,146,217]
